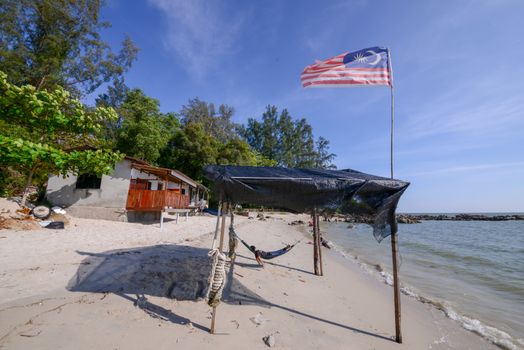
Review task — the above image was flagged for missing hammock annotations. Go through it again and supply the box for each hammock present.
[230,228,298,260]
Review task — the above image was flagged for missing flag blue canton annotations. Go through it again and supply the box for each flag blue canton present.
[343,47,389,69]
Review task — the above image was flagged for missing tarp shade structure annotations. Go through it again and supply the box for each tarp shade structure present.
[203,165,409,242]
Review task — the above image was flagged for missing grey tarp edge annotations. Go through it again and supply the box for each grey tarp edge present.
[203,165,409,242]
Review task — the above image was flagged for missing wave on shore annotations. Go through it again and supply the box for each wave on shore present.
[328,240,523,350]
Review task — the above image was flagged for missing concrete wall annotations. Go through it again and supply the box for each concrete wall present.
[46,159,133,210]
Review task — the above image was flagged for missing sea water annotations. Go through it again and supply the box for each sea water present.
[324,217,524,349]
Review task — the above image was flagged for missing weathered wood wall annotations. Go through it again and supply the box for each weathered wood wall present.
[126,189,189,210]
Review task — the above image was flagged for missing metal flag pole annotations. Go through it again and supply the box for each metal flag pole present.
[388,48,402,344]
[388,49,395,180]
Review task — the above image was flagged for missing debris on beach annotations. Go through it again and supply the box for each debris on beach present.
[0,216,40,231]
[250,312,267,326]
[0,199,71,230]
[51,206,66,215]
[17,206,32,216]
[288,220,305,225]
[262,333,277,347]
[321,237,332,249]
[32,205,51,219]
[135,295,148,308]
[44,221,65,229]
[19,329,42,338]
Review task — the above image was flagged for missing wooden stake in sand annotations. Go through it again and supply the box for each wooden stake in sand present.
[316,211,323,276]
[210,202,228,334]
[391,228,402,343]
[312,209,322,276]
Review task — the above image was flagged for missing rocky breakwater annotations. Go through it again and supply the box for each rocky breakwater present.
[339,213,524,224]
[336,214,421,224]
[412,213,524,221]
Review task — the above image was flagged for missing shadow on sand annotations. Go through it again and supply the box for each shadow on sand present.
[67,244,393,342]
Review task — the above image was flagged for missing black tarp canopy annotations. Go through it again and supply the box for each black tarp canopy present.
[203,165,409,242]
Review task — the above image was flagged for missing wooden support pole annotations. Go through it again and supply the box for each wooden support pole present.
[228,209,237,259]
[388,48,402,343]
[163,173,168,208]
[218,203,228,251]
[210,202,228,334]
[391,229,402,343]
[312,209,320,276]
[316,211,323,276]
[211,202,222,250]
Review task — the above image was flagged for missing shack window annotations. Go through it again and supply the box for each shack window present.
[76,174,102,189]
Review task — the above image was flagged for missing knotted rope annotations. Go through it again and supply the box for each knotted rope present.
[228,211,238,259]
[207,248,227,307]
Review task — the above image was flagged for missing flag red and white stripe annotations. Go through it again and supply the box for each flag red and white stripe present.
[301,48,392,88]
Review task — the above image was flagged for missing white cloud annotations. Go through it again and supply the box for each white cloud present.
[402,93,524,142]
[148,0,249,78]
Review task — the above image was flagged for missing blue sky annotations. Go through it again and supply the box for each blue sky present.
[93,0,524,213]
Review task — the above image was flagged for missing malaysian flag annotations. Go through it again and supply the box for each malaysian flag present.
[301,47,392,88]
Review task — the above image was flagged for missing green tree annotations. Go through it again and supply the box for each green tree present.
[314,136,336,169]
[292,118,316,168]
[239,105,335,168]
[217,138,275,167]
[180,98,239,143]
[0,0,138,95]
[159,122,275,182]
[0,71,122,205]
[115,89,178,164]
[161,122,220,181]
[95,78,130,144]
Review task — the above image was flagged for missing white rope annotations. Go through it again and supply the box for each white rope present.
[206,248,227,307]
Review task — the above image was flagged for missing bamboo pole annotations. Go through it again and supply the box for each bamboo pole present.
[210,202,228,334]
[391,228,402,343]
[218,203,228,251]
[228,209,237,259]
[387,48,402,343]
[211,202,222,250]
[312,209,320,276]
[316,212,323,276]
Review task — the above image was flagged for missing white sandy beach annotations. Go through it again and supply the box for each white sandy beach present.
[0,212,499,349]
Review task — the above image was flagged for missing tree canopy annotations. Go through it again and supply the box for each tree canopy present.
[239,105,336,169]
[180,98,239,143]
[0,70,122,203]
[113,89,178,164]
[158,122,274,182]
[0,0,138,95]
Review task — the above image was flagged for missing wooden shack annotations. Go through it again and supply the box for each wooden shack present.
[46,157,208,221]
